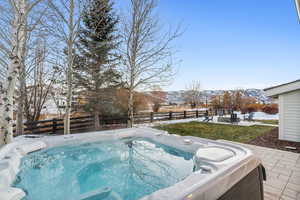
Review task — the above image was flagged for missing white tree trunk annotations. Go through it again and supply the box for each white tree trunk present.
[63,0,74,135]
[64,76,72,134]
[16,30,27,136]
[63,45,73,135]
[94,111,100,130]
[0,0,27,146]
[16,98,24,136]
[127,88,134,128]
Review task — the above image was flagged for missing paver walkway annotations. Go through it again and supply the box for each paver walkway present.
[241,144,300,200]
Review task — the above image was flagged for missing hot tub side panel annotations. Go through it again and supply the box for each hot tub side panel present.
[218,165,265,200]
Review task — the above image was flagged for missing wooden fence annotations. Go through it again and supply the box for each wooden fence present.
[14,110,207,135]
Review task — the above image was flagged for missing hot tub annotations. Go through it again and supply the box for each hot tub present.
[0,128,265,200]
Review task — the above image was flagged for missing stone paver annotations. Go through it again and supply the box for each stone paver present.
[241,143,300,200]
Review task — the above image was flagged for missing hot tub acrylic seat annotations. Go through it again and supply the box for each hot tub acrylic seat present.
[79,187,123,200]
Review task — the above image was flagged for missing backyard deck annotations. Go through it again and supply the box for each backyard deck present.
[240,143,300,200]
[154,120,300,200]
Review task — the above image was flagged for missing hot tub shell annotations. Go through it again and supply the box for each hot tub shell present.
[0,128,265,200]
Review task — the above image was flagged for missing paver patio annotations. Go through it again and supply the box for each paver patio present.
[241,143,300,200]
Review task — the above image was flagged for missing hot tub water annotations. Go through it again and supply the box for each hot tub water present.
[13,138,195,200]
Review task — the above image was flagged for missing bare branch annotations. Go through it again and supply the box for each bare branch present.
[119,0,181,127]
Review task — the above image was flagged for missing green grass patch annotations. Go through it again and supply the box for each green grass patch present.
[155,121,274,143]
[254,120,278,125]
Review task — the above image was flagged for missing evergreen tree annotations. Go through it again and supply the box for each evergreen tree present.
[74,0,121,129]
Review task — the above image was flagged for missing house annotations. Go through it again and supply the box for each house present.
[264,80,300,142]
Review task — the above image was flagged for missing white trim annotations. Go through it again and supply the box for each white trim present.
[264,80,300,97]
[295,0,300,21]
[278,95,284,140]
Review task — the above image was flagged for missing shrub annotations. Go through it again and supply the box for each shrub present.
[152,101,161,112]
[240,103,262,114]
[262,104,278,114]
[246,104,257,113]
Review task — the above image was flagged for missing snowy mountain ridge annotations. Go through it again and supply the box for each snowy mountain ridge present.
[165,89,272,104]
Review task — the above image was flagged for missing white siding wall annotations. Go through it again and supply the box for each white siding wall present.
[279,90,300,142]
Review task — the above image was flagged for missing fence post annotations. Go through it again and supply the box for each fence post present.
[169,111,173,120]
[150,112,154,123]
[52,118,57,134]
[184,111,187,119]
[196,110,199,118]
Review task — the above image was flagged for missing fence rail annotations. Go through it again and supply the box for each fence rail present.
[14,110,207,135]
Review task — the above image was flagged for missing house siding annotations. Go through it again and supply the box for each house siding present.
[279,90,300,142]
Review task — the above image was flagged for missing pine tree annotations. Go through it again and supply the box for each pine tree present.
[74,0,121,129]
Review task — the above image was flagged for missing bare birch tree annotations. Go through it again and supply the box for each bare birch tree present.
[0,2,10,79]
[120,0,181,127]
[15,2,50,136]
[48,0,83,134]
[23,38,60,127]
[0,0,44,145]
[184,81,202,109]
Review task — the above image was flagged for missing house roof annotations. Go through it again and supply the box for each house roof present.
[296,0,300,21]
[264,79,300,97]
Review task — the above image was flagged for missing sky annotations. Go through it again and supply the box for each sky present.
[118,0,300,91]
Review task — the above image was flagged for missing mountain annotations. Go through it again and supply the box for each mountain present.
[165,89,272,105]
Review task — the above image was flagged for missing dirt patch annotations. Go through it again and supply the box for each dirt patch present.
[247,128,300,153]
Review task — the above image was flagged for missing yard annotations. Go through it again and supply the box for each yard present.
[254,119,278,125]
[156,121,275,143]
[156,121,300,153]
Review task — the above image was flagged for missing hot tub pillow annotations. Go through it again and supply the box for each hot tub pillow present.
[16,141,46,155]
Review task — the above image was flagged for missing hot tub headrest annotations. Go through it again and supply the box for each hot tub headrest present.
[195,146,235,162]
[16,141,46,155]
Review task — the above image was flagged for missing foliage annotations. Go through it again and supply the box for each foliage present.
[73,0,122,126]
[262,104,278,114]
[210,95,222,110]
[149,90,166,112]
[240,97,259,113]
[222,91,232,110]
[254,120,278,125]
[152,102,161,112]
[115,89,150,114]
[232,90,243,111]
[156,122,274,143]
[210,90,262,114]
[78,88,118,115]
[241,104,256,113]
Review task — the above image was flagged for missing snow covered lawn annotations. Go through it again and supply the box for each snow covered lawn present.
[234,111,278,120]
